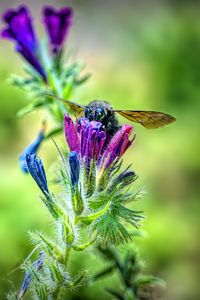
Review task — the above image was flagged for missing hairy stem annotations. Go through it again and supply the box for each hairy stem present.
[54,245,72,300]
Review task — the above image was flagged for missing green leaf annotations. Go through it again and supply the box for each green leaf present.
[74,73,91,85]
[91,215,131,246]
[39,195,59,220]
[83,159,96,198]
[71,185,84,216]
[91,265,115,283]
[72,240,95,251]
[16,101,45,117]
[68,271,87,289]
[47,261,70,286]
[77,202,111,225]
[29,232,63,260]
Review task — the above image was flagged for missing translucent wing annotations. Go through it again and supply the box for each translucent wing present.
[115,110,176,129]
[45,93,85,116]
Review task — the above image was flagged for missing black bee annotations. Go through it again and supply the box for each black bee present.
[84,100,119,136]
[47,94,176,135]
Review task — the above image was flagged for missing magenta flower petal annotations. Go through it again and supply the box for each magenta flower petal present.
[101,125,134,169]
[78,118,106,161]
[64,114,80,153]
[43,6,73,54]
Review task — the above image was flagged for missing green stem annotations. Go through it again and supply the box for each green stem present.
[54,246,72,300]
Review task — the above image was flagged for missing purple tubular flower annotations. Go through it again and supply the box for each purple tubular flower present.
[101,125,134,170]
[26,154,49,195]
[79,118,106,161]
[64,115,106,163]
[43,6,73,54]
[64,114,80,153]
[1,5,47,81]
[69,151,80,186]
[19,131,44,173]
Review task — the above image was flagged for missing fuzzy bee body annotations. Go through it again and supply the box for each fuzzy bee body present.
[84,100,119,136]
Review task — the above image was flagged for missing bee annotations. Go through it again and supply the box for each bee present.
[47,94,176,136]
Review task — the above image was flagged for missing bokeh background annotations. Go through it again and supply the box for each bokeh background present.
[0,0,200,299]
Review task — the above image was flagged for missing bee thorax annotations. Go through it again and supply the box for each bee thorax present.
[84,100,119,136]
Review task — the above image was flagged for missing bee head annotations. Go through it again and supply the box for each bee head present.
[84,103,106,122]
[84,100,119,136]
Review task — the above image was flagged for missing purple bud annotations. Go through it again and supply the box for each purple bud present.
[43,6,73,54]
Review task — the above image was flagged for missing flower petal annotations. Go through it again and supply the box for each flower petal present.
[64,114,80,153]
[101,125,134,169]
[43,6,73,54]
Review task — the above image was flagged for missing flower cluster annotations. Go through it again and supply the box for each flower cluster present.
[64,115,135,171]
[63,115,141,245]
[26,114,142,247]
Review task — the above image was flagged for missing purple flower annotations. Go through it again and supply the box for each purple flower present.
[69,151,80,186]
[64,115,134,172]
[43,6,73,54]
[1,5,47,81]
[26,154,49,195]
[64,115,106,163]
[78,118,106,161]
[64,114,80,153]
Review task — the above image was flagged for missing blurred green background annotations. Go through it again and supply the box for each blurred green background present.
[0,0,200,299]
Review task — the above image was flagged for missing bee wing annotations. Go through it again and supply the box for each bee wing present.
[45,93,85,116]
[114,110,176,129]
[64,100,85,116]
